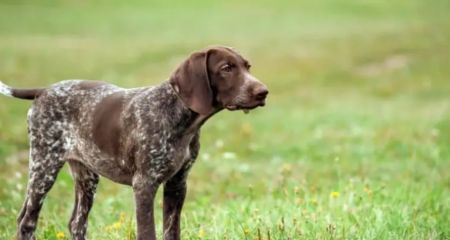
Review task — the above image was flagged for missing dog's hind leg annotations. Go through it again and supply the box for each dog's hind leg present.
[67,160,99,240]
[17,116,67,240]
[17,148,65,240]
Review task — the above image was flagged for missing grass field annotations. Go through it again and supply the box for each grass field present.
[0,0,449,239]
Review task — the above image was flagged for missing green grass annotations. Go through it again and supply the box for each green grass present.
[0,0,449,239]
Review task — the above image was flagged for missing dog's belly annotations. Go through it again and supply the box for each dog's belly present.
[65,146,134,185]
[88,158,134,185]
[66,138,193,186]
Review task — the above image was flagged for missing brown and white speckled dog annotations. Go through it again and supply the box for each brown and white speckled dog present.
[0,46,268,240]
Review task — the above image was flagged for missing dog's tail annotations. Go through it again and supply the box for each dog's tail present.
[0,81,45,100]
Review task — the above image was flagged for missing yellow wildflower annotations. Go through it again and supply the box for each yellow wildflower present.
[119,212,126,222]
[364,187,373,196]
[243,228,251,235]
[56,231,65,239]
[198,227,205,238]
[280,163,292,175]
[241,122,253,137]
[330,191,340,198]
[112,221,122,230]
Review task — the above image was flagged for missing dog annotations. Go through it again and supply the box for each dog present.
[0,46,268,240]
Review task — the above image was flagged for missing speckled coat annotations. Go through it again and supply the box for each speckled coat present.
[0,46,268,240]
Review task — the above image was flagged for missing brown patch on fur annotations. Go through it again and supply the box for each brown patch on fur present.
[92,92,125,158]
[78,80,106,90]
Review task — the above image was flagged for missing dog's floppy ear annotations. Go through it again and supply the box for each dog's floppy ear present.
[170,50,213,115]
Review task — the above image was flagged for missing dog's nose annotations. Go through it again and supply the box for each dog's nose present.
[254,87,269,101]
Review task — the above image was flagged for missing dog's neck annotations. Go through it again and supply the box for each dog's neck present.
[155,81,221,135]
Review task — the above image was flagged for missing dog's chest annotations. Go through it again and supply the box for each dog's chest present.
[144,133,195,182]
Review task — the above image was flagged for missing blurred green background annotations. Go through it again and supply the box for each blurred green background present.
[0,0,449,239]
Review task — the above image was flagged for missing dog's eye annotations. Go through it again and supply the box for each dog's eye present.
[221,64,234,73]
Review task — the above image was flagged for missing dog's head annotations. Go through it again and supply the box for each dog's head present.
[170,46,268,115]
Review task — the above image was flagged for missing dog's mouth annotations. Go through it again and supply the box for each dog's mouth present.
[225,100,266,114]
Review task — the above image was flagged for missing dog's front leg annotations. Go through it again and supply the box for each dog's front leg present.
[133,175,158,240]
[163,170,188,240]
